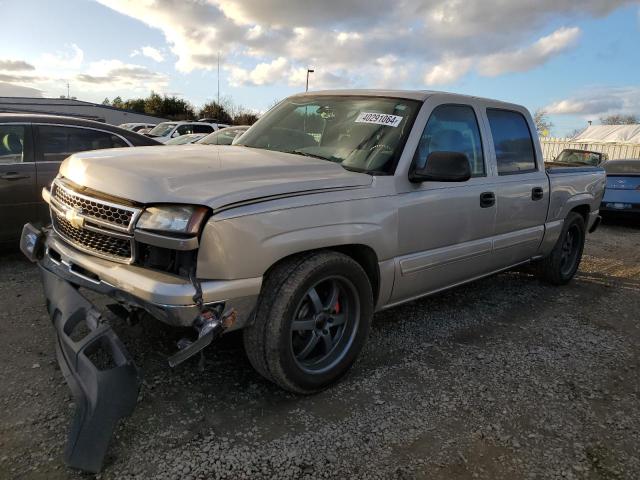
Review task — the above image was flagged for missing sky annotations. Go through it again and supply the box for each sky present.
[1,0,639,136]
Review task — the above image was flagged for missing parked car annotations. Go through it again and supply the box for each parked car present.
[600,159,640,215]
[548,148,607,167]
[118,122,157,133]
[0,114,160,244]
[197,125,250,145]
[21,90,605,472]
[198,118,231,129]
[144,121,222,143]
[164,133,208,145]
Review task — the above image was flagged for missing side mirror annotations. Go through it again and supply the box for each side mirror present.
[172,131,180,138]
[409,151,472,183]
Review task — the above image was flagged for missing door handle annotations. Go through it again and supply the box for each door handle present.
[0,172,30,181]
[480,191,495,208]
[531,187,544,201]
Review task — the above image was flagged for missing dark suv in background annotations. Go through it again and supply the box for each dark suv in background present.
[0,114,160,244]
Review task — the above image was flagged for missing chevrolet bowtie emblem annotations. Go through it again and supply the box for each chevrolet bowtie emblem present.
[65,208,85,229]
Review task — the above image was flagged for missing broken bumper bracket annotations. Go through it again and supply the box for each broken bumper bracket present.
[41,266,141,473]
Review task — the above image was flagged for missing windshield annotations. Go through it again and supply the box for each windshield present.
[236,95,421,174]
[198,127,248,145]
[555,150,602,166]
[604,160,640,175]
[147,122,177,137]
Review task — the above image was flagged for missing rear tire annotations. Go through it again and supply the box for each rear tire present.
[243,251,373,394]
[538,212,586,285]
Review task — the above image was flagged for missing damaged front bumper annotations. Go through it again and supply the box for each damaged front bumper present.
[20,224,258,472]
[40,265,140,473]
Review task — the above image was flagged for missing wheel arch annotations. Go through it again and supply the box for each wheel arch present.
[263,244,381,306]
[569,203,590,224]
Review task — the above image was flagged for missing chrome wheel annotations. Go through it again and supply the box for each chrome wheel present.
[290,276,360,374]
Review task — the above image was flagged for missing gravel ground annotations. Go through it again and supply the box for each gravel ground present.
[1,219,639,480]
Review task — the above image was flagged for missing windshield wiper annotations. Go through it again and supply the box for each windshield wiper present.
[284,150,331,161]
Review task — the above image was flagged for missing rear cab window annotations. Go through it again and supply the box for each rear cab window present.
[486,109,537,175]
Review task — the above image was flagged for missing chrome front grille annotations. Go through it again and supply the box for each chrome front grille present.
[49,179,140,263]
[51,181,140,232]
[52,212,133,260]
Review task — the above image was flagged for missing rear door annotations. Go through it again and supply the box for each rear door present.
[484,108,548,267]
[0,123,37,242]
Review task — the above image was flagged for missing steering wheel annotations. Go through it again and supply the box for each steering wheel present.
[368,144,393,154]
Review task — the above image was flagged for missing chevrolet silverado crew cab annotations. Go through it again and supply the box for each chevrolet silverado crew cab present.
[21,90,605,472]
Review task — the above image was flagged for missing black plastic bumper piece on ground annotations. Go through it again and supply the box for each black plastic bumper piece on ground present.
[40,266,141,473]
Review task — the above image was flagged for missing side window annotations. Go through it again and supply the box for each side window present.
[486,109,536,174]
[176,125,194,135]
[0,125,26,164]
[415,104,485,176]
[38,126,128,162]
[192,124,214,134]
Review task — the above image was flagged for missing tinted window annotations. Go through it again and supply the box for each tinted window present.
[176,124,194,135]
[487,109,536,174]
[38,126,128,162]
[415,104,485,176]
[192,124,214,134]
[0,125,26,164]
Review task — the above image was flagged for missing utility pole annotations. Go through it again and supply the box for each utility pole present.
[217,52,220,106]
[306,68,314,92]
[66,82,70,99]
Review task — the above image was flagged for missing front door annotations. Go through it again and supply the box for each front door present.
[392,103,498,303]
[0,123,36,243]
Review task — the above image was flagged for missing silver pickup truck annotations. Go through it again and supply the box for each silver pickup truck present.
[21,90,605,472]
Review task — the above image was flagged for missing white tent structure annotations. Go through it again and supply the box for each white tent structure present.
[541,124,640,161]
[572,124,640,143]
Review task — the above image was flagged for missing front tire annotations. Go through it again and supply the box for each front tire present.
[243,251,373,394]
[538,212,586,285]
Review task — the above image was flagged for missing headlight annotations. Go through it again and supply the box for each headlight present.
[136,205,208,235]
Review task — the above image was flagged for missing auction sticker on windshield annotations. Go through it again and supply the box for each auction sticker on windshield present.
[355,112,403,128]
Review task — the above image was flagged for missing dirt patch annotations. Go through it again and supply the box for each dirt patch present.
[1,220,639,479]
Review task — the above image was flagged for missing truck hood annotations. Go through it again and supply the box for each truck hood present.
[59,145,373,209]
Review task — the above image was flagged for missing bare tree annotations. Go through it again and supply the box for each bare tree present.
[600,114,638,125]
[534,108,553,136]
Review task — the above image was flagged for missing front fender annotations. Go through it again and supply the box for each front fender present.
[196,198,396,280]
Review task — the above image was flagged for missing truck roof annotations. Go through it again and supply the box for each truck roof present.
[294,89,525,110]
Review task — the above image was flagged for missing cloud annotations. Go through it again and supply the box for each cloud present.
[40,44,84,70]
[0,82,43,97]
[228,57,290,86]
[131,46,165,62]
[546,86,640,116]
[477,27,581,77]
[91,0,636,87]
[424,57,472,86]
[76,59,168,91]
[0,73,47,83]
[0,60,35,71]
